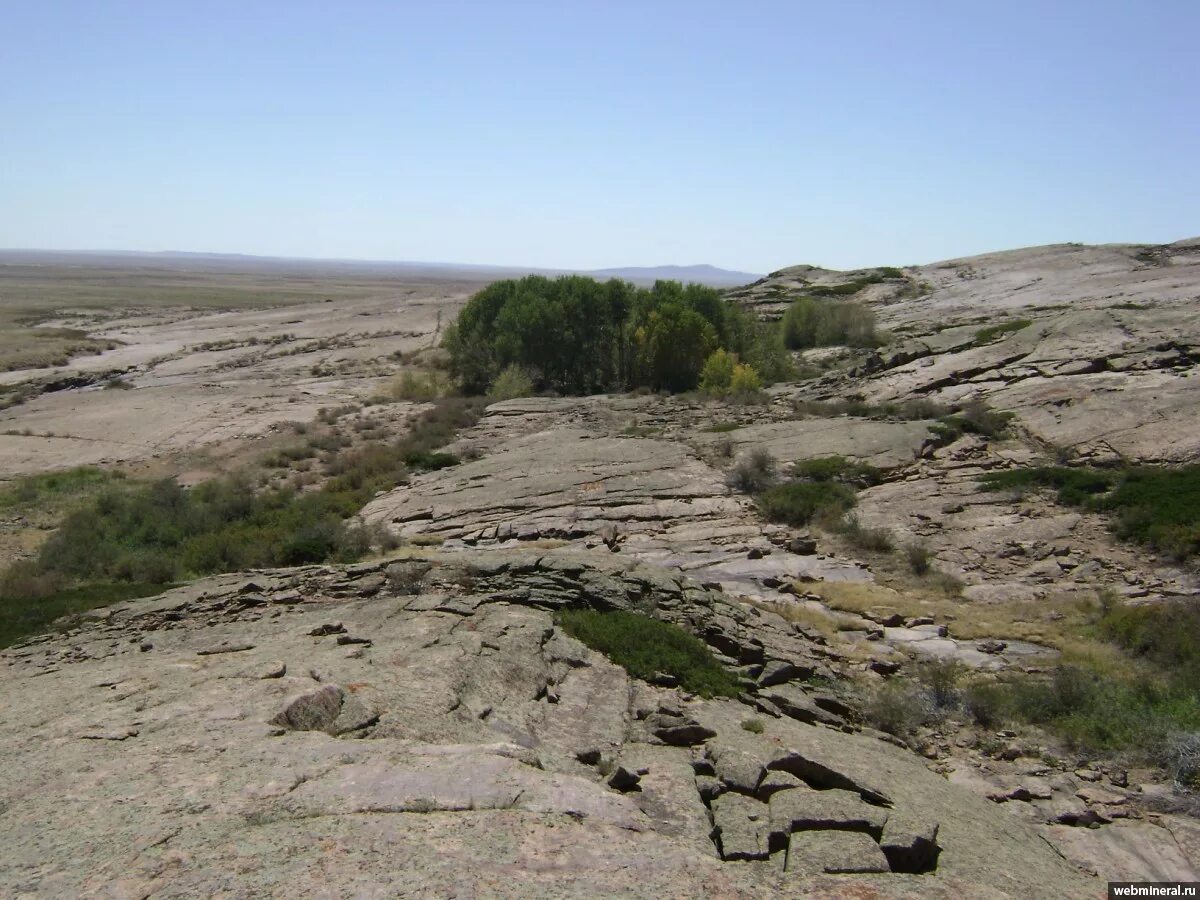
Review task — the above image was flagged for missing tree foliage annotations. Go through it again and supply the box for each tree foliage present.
[445,275,785,395]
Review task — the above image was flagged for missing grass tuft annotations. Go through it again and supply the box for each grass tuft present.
[557,609,739,698]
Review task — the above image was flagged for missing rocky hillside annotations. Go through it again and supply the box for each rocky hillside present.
[730,239,1200,461]
[2,239,1199,896]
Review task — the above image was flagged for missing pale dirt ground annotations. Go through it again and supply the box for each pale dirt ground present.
[0,280,479,480]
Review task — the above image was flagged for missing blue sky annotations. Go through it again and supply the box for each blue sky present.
[1,1,1196,273]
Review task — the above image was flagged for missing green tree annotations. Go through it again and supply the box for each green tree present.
[635,304,717,392]
[729,361,763,394]
[699,348,737,395]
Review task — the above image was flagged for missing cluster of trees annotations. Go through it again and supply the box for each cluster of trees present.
[444,275,791,395]
[780,295,878,349]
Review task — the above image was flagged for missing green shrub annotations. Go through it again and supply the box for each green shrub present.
[980,464,1200,560]
[557,609,739,698]
[1097,599,1200,683]
[781,297,878,349]
[792,456,882,487]
[487,364,535,402]
[1163,733,1200,789]
[963,681,1009,728]
[757,481,855,526]
[916,660,963,710]
[933,400,1015,442]
[0,466,124,510]
[0,581,173,648]
[741,718,765,734]
[0,396,486,639]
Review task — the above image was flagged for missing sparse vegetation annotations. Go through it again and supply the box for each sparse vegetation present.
[792,397,949,421]
[791,456,882,487]
[0,466,126,510]
[980,463,1200,560]
[0,396,486,646]
[860,598,1200,769]
[0,580,173,648]
[834,514,894,552]
[862,681,932,739]
[904,542,933,575]
[557,609,739,698]
[382,370,452,402]
[931,400,1015,442]
[726,449,779,494]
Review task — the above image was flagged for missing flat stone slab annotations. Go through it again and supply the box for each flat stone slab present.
[785,829,891,875]
[691,418,935,469]
[769,788,889,839]
[711,793,773,860]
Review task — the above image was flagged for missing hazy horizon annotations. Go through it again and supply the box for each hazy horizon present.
[2,1,1196,273]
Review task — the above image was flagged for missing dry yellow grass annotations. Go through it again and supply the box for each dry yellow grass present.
[747,598,839,637]
[807,579,1103,650]
[0,327,118,372]
[406,534,447,547]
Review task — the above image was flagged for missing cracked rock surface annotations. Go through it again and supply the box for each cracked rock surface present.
[0,551,1094,897]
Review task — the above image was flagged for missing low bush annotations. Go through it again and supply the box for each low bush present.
[384,370,451,402]
[757,481,855,527]
[836,515,894,552]
[961,605,1200,759]
[557,609,739,698]
[699,349,763,398]
[932,400,1014,442]
[726,449,778,494]
[862,681,933,739]
[729,362,763,395]
[905,542,933,575]
[963,680,1008,728]
[1096,598,1200,684]
[916,659,964,710]
[792,456,882,487]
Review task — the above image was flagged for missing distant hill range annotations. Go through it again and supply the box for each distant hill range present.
[0,249,761,288]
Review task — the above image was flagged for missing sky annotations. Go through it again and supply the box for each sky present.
[1,1,1196,273]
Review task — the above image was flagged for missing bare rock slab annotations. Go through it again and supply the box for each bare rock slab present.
[784,829,891,875]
